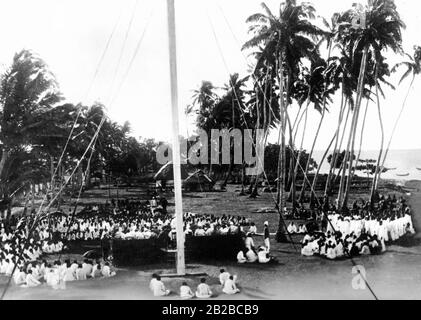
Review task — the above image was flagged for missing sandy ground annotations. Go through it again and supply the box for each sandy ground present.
[2,181,421,300]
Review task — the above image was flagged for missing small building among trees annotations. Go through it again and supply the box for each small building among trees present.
[183,170,214,192]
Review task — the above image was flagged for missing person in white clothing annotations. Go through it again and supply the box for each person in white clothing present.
[13,268,26,285]
[196,278,212,298]
[257,247,272,263]
[76,264,87,280]
[149,273,159,293]
[82,260,93,278]
[45,267,56,286]
[244,234,255,251]
[237,250,247,264]
[245,249,258,263]
[6,260,15,276]
[301,241,315,257]
[152,275,170,297]
[0,259,9,274]
[91,260,102,278]
[219,269,230,286]
[248,223,257,235]
[101,262,116,277]
[63,262,76,282]
[25,270,41,287]
[67,259,76,269]
[179,282,194,299]
[222,276,240,295]
[287,222,298,234]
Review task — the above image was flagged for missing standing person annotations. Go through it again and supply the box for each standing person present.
[264,221,270,252]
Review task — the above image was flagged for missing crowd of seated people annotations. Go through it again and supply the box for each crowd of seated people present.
[183,213,251,238]
[287,222,308,235]
[301,230,385,259]
[36,197,255,244]
[284,206,318,221]
[43,210,253,243]
[149,268,241,298]
[11,258,116,288]
[236,232,276,264]
[0,219,48,279]
[300,194,415,260]
[0,213,116,289]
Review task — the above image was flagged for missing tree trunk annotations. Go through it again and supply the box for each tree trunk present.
[85,162,92,189]
[310,130,338,204]
[240,162,246,195]
[0,150,10,181]
[300,42,333,204]
[250,86,261,198]
[325,99,350,197]
[370,70,385,202]
[289,103,308,202]
[276,55,288,242]
[342,46,368,210]
[222,95,237,189]
[350,96,370,185]
[50,155,55,185]
[299,108,326,203]
[379,75,415,183]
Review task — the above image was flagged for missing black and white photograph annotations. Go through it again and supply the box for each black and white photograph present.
[0,0,420,302]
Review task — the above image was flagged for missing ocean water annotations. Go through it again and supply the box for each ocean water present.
[312,149,421,181]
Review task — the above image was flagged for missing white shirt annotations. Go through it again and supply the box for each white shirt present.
[222,279,239,295]
[180,285,194,299]
[196,283,212,298]
[219,272,230,285]
[246,249,257,263]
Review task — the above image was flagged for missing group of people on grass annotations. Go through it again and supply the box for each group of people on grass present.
[0,215,116,290]
[236,221,276,264]
[149,268,240,299]
[38,199,256,243]
[179,213,252,238]
[11,258,116,288]
[300,194,415,260]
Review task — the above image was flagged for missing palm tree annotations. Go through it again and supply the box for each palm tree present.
[0,50,62,178]
[368,57,396,201]
[296,57,338,205]
[219,73,249,189]
[0,50,62,219]
[299,13,341,205]
[378,45,421,183]
[243,0,324,241]
[336,0,404,210]
[192,81,219,176]
[324,47,356,198]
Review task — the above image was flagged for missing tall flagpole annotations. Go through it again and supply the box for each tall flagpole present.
[167,0,185,275]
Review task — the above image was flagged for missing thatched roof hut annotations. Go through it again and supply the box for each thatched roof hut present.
[183,170,214,192]
[154,162,189,181]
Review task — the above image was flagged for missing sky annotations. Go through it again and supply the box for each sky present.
[0,0,420,151]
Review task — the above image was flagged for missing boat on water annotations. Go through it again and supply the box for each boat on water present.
[416,168,421,171]
[396,173,410,177]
